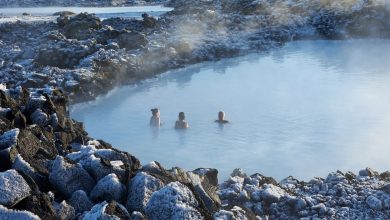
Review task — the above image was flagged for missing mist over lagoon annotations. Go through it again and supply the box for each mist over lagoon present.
[72,39,390,181]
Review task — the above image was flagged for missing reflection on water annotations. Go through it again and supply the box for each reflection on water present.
[71,40,390,181]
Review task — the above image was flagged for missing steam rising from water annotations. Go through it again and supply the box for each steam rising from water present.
[72,40,390,181]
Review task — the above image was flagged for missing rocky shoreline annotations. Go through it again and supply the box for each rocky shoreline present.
[1,0,390,219]
[0,0,166,7]
[1,85,390,219]
[1,0,389,103]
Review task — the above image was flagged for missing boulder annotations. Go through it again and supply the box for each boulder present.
[0,204,40,220]
[117,31,147,50]
[260,184,285,204]
[13,192,56,220]
[35,40,95,68]
[16,129,57,175]
[131,211,146,220]
[0,128,19,150]
[53,200,75,220]
[145,182,204,220]
[53,11,76,17]
[230,168,247,178]
[90,173,126,203]
[141,13,158,28]
[62,13,102,40]
[366,195,382,210]
[68,190,93,216]
[0,147,18,171]
[81,201,130,220]
[170,167,220,214]
[359,167,378,177]
[193,168,218,186]
[12,154,46,188]
[78,154,128,182]
[11,111,27,129]
[381,184,390,194]
[126,172,164,212]
[49,156,95,198]
[0,169,31,207]
[214,206,252,220]
[30,109,49,127]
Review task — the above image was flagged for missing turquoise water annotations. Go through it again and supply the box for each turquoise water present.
[71,40,390,181]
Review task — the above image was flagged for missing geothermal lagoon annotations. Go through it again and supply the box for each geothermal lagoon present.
[71,39,390,181]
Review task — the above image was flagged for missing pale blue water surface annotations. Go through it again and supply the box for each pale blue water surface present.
[71,40,390,181]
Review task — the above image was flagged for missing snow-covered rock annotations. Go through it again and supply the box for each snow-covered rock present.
[68,190,93,216]
[90,173,126,202]
[49,156,95,197]
[126,171,164,212]
[12,154,39,181]
[30,109,49,127]
[214,206,249,220]
[366,195,382,210]
[0,169,31,207]
[53,200,76,220]
[0,205,40,220]
[260,184,285,203]
[0,128,19,150]
[145,182,204,220]
[131,211,146,220]
[230,168,247,178]
[78,154,126,181]
[81,201,130,220]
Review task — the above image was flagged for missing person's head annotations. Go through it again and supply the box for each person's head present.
[178,112,185,120]
[151,108,160,117]
[218,111,225,120]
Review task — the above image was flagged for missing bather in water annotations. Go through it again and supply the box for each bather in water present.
[175,112,189,129]
[215,111,229,124]
[150,108,162,127]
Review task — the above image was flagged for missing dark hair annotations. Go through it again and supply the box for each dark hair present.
[151,108,159,113]
[179,112,185,120]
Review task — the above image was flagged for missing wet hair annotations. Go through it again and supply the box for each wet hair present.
[151,108,159,114]
[218,111,225,119]
[178,112,185,120]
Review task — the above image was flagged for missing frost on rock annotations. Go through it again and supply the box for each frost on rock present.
[81,201,130,220]
[260,184,286,203]
[0,128,19,150]
[366,195,382,210]
[131,211,146,220]
[53,200,76,220]
[30,109,49,127]
[145,181,204,220]
[66,145,96,162]
[214,206,249,220]
[68,190,93,216]
[126,171,164,212]
[49,156,95,197]
[67,144,129,182]
[0,169,31,207]
[90,173,126,202]
[0,205,40,220]
[78,154,126,181]
[12,154,38,181]
[231,168,247,178]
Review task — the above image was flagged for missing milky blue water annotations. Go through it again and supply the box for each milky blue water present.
[0,6,172,19]
[71,40,390,181]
